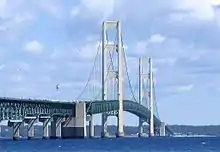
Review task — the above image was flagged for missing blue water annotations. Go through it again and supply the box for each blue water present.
[0,137,219,152]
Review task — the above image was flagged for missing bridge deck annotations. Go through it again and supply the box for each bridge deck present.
[0,97,173,135]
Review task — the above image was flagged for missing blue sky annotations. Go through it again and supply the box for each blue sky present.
[0,0,220,126]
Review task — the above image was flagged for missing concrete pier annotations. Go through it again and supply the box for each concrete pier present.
[61,117,74,138]
[89,114,94,138]
[138,119,145,137]
[24,116,37,140]
[42,120,50,139]
[39,116,50,139]
[61,102,86,138]
[8,120,22,140]
[51,117,63,139]
[160,122,165,136]
[101,113,109,138]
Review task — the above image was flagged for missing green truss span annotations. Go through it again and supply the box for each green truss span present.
[86,100,173,135]
[0,97,173,135]
[0,97,75,120]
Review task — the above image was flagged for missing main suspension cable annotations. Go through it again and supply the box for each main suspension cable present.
[152,73,160,120]
[121,35,138,102]
[86,33,117,113]
[76,34,102,100]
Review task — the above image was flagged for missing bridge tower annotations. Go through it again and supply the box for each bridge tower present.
[148,58,155,137]
[101,20,124,137]
[138,57,145,137]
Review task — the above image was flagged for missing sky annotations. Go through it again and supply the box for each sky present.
[0,0,220,126]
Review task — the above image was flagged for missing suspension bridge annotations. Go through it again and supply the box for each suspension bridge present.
[0,20,173,140]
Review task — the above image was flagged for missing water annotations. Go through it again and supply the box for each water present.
[0,137,219,152]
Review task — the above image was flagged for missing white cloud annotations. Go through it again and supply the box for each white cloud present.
[0,1,35,40]
[1,13,34,41]
[171,0,219,21]
[17,62,30,72]
[78,44,98,60]
[70,0,117,21]
[59,82,75,88]
[69,0,220,24]
[155,58,177,66]
[72,41,100,61]
[168,84,194,93]
[37,0,64,18]
[152,67,158,74]
[0,0,14,18]
[0,64,5,70]
[128,41,147,57]
[10,74,24,83]
[0,0,7,17]
[50,48,70,60]
[85,34,99,42]
[0,0,28,19]
[13,13,33,24]
[24,40,43,54]
[50,40,100,61]
[36,75,51,84]
[0,26,7,31]
[212,0,220,6]
[43,63,57,71]
[0,0,67,41]
[127,34,166,58]
[70,7,79,17]
[149,34,165,43]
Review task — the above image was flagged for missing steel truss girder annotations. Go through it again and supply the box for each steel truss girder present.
[0,98,75,121]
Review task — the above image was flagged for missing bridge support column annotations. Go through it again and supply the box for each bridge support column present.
[101,113,109,138]
[27,122,34,140]
[61,102,86,138]
[51,117,63,139]
[8,120,22,140]
[89,114,94,138]
[138,119,145,137]
[24,117,37,140]
[159,122,165,136]
[39,116,50,139]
